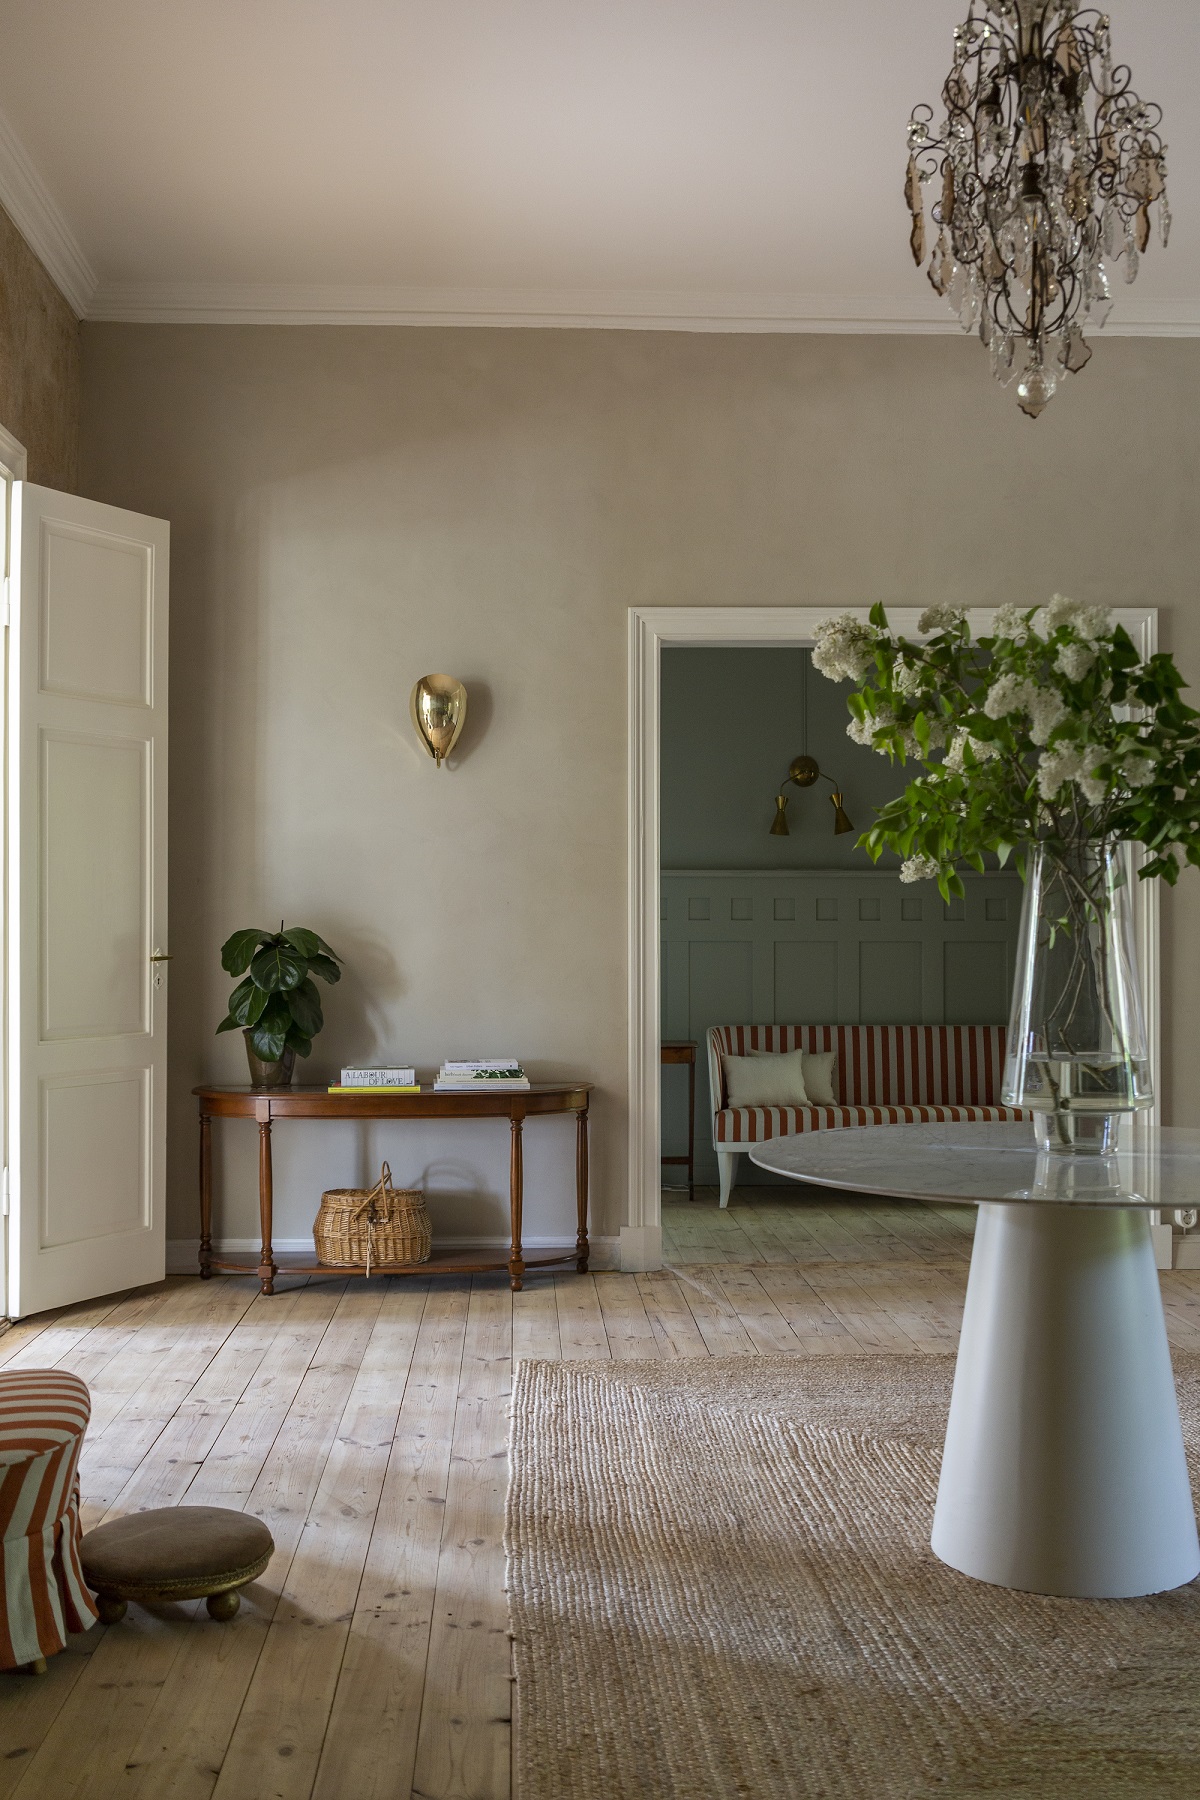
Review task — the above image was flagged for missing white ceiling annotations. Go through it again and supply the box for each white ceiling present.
[0,0,1195,328]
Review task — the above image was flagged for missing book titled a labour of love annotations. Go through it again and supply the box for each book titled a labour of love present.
[329,1065,418,1093]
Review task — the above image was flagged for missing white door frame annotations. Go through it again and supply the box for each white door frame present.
[0,425,26,1312]
[622,604,1160,1273]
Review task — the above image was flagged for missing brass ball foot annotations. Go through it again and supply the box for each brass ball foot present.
[26,1657,47,1676]
[97,1595,127,1625]
[206,1589,240,1621]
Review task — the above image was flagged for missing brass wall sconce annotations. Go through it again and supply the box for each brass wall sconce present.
[410,674,467,766]
[769,755,855,837]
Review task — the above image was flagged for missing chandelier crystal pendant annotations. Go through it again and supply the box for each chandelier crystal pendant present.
[906,2,1169,417]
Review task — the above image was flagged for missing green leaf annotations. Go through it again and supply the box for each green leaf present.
[282,926,321,960]
[247,993,291,1060]
[313,934,342,963]
[284,1026,313,1057]
[215,1015,239,1035]
[248,1019,288,1060]
[250,944,306,993]
[307,953,341,985]
[226,975,269,1028]
[286,977,324,1039]
[221,928,271,977]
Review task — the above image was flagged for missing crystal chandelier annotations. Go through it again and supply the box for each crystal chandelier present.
[906,3,1169,417]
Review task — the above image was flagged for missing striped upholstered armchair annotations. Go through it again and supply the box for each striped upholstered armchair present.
[707,1024,1029,1208]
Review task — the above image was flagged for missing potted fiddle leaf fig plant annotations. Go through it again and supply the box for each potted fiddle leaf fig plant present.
[216,923,342,1087]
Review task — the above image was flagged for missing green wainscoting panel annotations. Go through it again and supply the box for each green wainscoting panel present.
[660,868,1024,1185]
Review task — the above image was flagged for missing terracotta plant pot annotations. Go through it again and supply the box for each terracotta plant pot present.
[243,1031,296,1089]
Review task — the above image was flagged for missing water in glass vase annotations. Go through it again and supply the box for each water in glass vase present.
[1003,842,1152,1154]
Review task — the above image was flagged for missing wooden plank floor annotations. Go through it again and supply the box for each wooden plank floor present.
[1,1185,1199,1799]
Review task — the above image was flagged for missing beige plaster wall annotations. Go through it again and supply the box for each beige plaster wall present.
[0,205,79,489]
[78,325,1200,1247]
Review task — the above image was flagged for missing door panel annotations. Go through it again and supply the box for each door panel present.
[40,521,153,705]
[40,1069,149,1246]
[41,732,148,1039]
[8,484,168,1317]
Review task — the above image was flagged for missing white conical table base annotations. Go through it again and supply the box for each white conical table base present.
[931,1202,1199,1598]
[748,1123,1200,1601]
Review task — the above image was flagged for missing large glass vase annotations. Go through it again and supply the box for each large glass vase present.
[1002,842,1151,1153]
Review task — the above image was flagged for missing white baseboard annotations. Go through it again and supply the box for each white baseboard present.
[166,1235,618,1275]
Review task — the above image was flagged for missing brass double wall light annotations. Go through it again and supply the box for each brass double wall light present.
[410,674,467,766]
[769,755,855,838]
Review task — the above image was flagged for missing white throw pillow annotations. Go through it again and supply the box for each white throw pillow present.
[749,1046,839,1106]
[724,1048,809,1108]
[801,1050,838,1106]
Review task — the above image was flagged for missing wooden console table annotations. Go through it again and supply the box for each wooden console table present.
[194,1083,591,1294]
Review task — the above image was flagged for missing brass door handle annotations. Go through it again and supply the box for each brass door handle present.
[150,950,173,962]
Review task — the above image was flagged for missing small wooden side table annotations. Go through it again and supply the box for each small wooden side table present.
[660,1041,697,1202]
[194,1083,591,1293]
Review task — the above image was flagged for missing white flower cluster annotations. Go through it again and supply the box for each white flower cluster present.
[991,603,1031,642]
[1055,642,1097,683]
[846,700,895,748]
[1036,744,1087,802]
[1028,690,1068,746]
[1124,752,1156,788]
[982,674,1037,720]
[893,661,925,697]
[917,604,966,635]
[981,674,1065,746]
[944,731,1000,773]
[1034,594,1111,644]
[1036,742,1155,806]
[900,854,941,884]
[812,614,882,683]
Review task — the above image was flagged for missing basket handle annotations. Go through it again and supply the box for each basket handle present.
[350,1162,394,1227]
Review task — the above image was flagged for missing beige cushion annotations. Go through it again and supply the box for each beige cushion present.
[744,1051,841,1101]
[81,1505,274,1595]
[724,1049,809,1108]
[746,1047,839,1106]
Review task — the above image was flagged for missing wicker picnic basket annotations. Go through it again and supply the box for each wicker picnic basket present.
[313,1162,431,1271]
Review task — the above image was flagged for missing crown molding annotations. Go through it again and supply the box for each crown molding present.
[85,280,1200,333]
[0,107,1195,336]
[0,107,97,318]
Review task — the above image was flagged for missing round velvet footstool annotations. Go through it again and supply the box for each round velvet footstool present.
[81,1506,274,1623]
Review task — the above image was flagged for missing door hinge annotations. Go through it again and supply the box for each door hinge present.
[1,1169,9,1217]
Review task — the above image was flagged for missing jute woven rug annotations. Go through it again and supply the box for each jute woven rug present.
[507,1352,1200,1800]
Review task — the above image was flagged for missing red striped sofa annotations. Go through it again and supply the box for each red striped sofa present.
[707,1024,1029,1208]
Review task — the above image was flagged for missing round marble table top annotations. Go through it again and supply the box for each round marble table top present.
[748,1121,1200,1208]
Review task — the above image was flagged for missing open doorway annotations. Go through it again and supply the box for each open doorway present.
[622,607,1161,1273]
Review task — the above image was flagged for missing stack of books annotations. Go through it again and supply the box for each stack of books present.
[433,1059,530,1092]
[328,1065,419,1093]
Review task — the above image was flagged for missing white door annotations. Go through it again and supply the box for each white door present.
[6,484,168,1317]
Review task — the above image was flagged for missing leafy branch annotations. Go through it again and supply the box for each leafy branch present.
[812,597,1200,901]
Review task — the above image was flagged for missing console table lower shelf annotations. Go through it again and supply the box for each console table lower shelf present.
[194,1083,592,1294]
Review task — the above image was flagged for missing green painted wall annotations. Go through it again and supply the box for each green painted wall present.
[660,646,909,869]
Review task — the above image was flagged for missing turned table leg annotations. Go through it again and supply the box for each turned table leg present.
[575,1105,590,1271]
[509,1112,525,1291]
[257,1118,277,1295]
[198,1112,213,1278]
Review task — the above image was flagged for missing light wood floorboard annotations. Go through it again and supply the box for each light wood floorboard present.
[3,1191,1200,1798]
